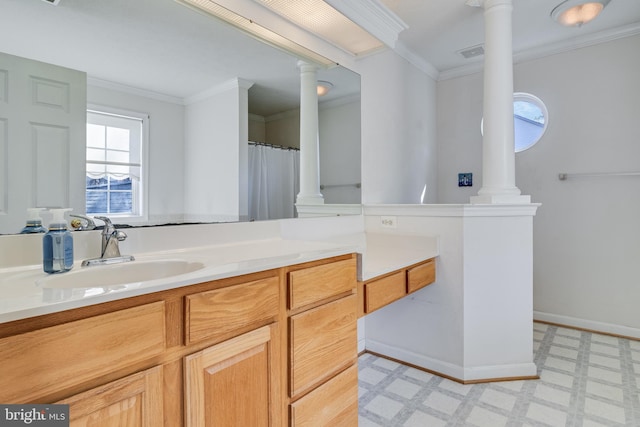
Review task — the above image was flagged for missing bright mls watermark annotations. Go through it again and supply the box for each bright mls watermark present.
[0,405,69,426]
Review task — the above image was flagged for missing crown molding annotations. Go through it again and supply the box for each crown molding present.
[394,42,440,80]
[184,78,254,105]
[438,21,640,81]
[87,77,184,105]
[319,93,361,110]
[324,0,408,48]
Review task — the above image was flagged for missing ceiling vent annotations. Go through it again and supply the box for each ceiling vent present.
[458,44,485,59]
[41,0,61,5]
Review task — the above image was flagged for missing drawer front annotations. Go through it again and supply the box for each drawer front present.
[186,276,279,345]
[407,259,436,293]
[290,364,358,427]
[364,271,406,313]
[0,301,166,403]
[289,295,357,398]
[288,258,356,310]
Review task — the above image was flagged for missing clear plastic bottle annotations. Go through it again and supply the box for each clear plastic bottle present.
[20,208,47,234]
[43,208,74,274]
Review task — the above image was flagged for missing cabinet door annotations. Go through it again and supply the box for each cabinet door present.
[184,324,280,427]
[57,366,163,427]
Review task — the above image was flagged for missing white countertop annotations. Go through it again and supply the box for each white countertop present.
[0,228,438,324]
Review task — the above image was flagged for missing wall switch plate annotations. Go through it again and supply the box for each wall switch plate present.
[458,173,473,187]
[381,216,397,228]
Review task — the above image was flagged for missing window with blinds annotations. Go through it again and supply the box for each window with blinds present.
[86,108,147,218]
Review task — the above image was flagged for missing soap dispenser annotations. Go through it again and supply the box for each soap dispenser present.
[43,208,74,274]
[19,208,47,234]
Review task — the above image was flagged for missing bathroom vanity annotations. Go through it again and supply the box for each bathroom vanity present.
[0,253,359,426]
[0,219,438,426]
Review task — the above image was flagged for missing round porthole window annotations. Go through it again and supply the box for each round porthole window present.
[481,92,549,153]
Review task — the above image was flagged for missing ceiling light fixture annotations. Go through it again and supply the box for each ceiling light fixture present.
[316,81,333,96]
[551,0,611,27]
[175,0,336,67]
[254,0,386,57]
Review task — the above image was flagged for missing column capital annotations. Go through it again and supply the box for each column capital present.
[297,60,319,72]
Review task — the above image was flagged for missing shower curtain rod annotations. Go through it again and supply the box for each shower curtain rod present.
[248,141,299,151]
[558,171,640,180]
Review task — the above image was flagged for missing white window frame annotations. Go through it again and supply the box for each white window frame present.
[480,92,549,153]
[86,105,149,223]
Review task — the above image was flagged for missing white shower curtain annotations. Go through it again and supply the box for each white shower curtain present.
[248,144,300,221]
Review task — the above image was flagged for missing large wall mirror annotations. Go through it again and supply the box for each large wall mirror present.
[0,0,361,234]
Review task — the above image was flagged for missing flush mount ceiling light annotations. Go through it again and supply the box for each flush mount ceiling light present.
[254,0,391,56]
[175,0,336,67]
[551,0,611,27]
[316,81,333,96]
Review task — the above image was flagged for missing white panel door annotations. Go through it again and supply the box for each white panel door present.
[0,52,86,234]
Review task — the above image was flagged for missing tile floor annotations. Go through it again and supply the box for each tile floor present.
[358,322,640,426]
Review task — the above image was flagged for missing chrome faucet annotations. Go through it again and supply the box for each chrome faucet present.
[81,216,135,267]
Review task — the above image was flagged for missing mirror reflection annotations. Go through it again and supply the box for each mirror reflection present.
[0,0,361,234]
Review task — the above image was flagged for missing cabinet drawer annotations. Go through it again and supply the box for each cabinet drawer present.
[0,302,166,403]
[288,258,356,310]
[186,276,279,345]
[289,295,357,398]
[364,271,406,313]
[407,259,436,293]
[290,364,358,427]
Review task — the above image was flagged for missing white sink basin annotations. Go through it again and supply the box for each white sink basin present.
[36,259,205,290]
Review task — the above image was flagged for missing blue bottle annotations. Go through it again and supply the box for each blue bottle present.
[20,208,47,234]
[43,209,74,274]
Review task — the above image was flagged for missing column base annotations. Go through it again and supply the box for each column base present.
[295,194,325,205]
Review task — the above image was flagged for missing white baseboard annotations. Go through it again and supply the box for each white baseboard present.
[365,339,537,382]
[534,311,640,340]
[358,338,366,354]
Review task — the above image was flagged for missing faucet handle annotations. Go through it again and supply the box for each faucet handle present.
[69,214,97,231]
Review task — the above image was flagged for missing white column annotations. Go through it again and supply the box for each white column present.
[470,0,530,204]
[296,60,324,206]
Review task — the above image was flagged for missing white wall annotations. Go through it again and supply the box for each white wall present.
[355,50,438,205]
[265,110,300,148]
[437,34,640,336]
[248,114,266,142]
[319,99,362,204]
[183,83,245,222]
[87,84,185,224]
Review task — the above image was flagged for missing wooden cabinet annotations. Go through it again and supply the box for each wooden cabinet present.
[57,366,164,427]
[184,324,279,427]
[360,258,436,316]
[286,257,359,425]
[0,254,358,427]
